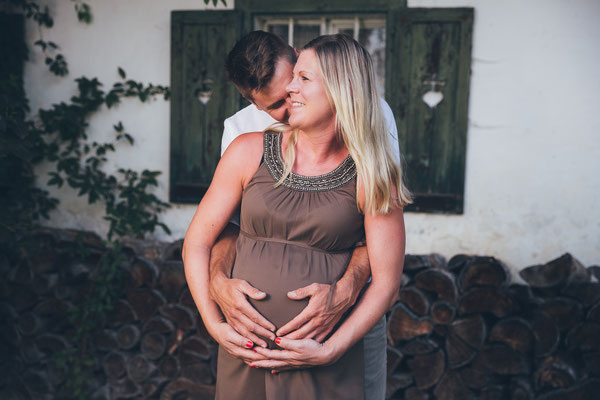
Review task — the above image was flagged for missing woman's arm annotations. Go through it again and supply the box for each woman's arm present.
[253,202,405,369]
[182,132,266,363]
[324,205,405,359]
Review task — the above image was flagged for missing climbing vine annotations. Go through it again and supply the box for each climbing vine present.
[0,0,230,397]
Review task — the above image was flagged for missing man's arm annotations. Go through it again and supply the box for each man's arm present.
[276,245,371,342]
[209,222,276,347]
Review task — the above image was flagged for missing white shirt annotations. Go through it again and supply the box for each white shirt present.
[221,98,400,163]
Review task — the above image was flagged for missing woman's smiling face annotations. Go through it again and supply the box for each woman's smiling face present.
[285,49,335,133]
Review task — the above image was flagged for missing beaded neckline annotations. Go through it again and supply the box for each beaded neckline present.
[263,132,356,192]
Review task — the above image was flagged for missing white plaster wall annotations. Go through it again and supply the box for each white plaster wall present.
[405,0,600,272]
[24,0,233,240]
[24,0,600,271]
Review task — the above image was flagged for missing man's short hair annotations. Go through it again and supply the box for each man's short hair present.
[225,31,297,101]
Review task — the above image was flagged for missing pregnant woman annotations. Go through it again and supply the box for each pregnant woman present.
[183,34,411,399]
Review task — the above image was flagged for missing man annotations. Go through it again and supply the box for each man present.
[208,31,399,400]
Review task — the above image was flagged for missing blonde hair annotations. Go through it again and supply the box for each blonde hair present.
[278,34,411,214]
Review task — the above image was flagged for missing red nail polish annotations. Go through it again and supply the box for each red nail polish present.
[275,338,281,345]
[245,340,253,348]
[250,365,255,368]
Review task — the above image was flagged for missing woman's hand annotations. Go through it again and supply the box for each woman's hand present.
[251,336,338,373]
[209,320,268,366]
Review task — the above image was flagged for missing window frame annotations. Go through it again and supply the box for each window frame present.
[255,14,387,44]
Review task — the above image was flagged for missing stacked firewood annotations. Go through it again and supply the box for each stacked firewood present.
[1,227,599,399]
[0,228,217,400]
[386,253,600,399]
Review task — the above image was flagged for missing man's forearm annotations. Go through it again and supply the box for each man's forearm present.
[182,241,225,334]
[332,245,370,310]
[209,223,239,284]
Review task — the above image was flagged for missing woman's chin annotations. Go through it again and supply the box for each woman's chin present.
[287,117,302,129]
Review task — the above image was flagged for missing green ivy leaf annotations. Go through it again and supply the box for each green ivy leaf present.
[105,93,119,108]
[118,67,126,79]
[47,172,64,187]
[34,40,46,50]
[75,3,92,24]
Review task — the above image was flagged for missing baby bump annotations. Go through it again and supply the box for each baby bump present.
[231,235,351,343]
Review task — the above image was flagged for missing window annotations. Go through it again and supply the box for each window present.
[256,15,386,96]
[170,2,473,214]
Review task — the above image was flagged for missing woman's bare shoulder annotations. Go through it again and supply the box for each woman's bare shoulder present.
[219,132,264,186]
[223,131,264,160]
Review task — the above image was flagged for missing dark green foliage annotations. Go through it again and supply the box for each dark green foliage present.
[104,169,172,239]
[74,2,92,23]
[45,53,68,76]
[0,2,178,398]
[105,73,171,108]
[4,0,70,75]
[31,73,172,240]
[0,11,58,251]
[21,1,54,27]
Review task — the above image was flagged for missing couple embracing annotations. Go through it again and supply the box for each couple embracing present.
[183,31,410,400]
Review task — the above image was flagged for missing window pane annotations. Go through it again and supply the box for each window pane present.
[256,15,386,97]
[294,24,320,48]
[268,25,289,44]
[360,27,386,97]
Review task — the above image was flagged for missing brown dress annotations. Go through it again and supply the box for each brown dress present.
[215,132,365,400]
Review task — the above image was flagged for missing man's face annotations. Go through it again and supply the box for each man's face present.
[249,57,294,123]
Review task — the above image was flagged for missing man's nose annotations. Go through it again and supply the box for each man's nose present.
[286,78,298,93]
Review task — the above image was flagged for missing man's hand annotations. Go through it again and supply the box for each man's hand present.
[276,282,352,342]
[209,223,276,347]
[210,273,276,346]
[277,246,371,342]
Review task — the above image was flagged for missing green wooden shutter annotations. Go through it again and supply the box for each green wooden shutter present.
[387,8,473,213]
[170,11,244,203]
